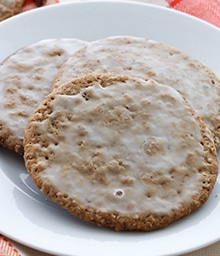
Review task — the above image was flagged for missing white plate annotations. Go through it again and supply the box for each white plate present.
[0,2,220,256]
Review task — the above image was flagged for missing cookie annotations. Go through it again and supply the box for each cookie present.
[24,74,218,231]
[0,38,87,155]
[0,0,24,21]
[53,36,220,148]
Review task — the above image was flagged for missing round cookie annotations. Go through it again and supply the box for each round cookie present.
[0,0,24,21]
[24,74,218,231]
[0,38,87,155]
[53,36,220,148]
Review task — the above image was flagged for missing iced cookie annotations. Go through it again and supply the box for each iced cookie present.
[0,38,87,155]
[24,74,218,231]
[53,36,220,147]
[0,0,24,21]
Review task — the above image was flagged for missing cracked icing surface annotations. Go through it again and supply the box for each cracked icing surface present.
[53,36,220,147]
[0,38,87,155]
[24,74,218,231]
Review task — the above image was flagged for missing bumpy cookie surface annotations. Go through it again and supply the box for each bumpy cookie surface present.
[24,74,218,231]
[53,36,220,147]
[0,0,24,21]
[0,38,87,155]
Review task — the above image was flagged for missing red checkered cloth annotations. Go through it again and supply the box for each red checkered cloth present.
[0,234,20,256]
[22,0,59,12]
[167,0,220,27]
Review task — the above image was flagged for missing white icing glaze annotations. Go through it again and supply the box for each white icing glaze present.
[37,78,207,215]
[0,38,87,142]
[54,36,220,136]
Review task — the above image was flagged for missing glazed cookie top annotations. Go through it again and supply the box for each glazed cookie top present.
[24,74,218,231]
[0,0,24,21]
[53,36,220,147]
[0,38,87,155]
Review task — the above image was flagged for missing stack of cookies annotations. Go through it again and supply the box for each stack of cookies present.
[0,36,219,231]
